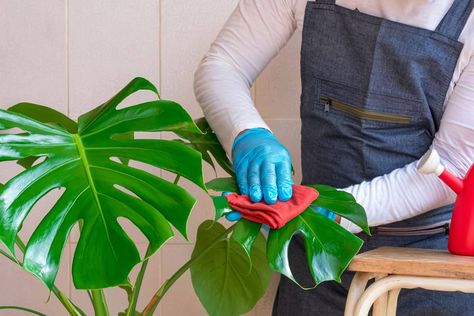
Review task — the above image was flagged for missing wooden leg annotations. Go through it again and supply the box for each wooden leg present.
[386,289,401,316]
[372,274,388,316]
[353,275,474,316]
[344,272,381,316]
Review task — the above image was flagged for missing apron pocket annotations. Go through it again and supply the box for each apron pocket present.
[314,78,424,127]
[319,96,413,124]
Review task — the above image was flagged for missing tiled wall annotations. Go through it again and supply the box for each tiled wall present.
[0,1,302,315]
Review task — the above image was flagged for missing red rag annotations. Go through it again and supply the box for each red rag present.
[224,184,319,229]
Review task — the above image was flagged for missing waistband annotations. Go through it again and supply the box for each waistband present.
[372,220,450,236]
[369,204,452,236]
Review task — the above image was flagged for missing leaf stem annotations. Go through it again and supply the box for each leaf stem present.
[142,224,236,316]
[0,306,47,316]
[173,175,181,185]
[91,290,110,316]
[51,288,86,316]
[126,245,152,316]
[0,248,17,264]
[13,237,85,316]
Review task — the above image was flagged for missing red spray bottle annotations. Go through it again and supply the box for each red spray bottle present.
[417,149,474,256]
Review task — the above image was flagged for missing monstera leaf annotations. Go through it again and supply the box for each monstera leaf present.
[7,103,79,169]
[208,177,369,288]
[190,220,271,316]
[0,77,206,289]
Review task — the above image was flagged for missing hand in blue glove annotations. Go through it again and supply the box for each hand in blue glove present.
[232,128,293,205]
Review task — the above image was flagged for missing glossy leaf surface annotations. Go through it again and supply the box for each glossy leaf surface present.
[208,178,369,289]
[190,221,271,316]
[267,209,363,288]
[206,177,238,193]
[8,103,78,169]
[309,184,370,234]
[0,77,205,289]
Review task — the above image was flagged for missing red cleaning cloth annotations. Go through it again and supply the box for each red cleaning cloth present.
[224,184,319,229]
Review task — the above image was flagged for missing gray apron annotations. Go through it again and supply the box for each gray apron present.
[273,0,474,315]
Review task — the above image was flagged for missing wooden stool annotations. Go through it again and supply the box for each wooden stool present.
[344,247,474,316]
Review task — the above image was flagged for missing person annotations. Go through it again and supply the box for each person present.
[194,0,474,314]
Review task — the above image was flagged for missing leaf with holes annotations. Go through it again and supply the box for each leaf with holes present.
[0,77,206,289]
[267,209,363,288]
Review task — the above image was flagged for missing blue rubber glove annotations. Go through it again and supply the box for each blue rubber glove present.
[232,128,293,205]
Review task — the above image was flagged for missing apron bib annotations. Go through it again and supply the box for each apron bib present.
[273,0,474,314]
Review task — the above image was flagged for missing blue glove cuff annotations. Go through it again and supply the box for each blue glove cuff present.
[232,128,273,153]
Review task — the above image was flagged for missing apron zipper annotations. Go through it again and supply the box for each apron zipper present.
[320,96,412,124]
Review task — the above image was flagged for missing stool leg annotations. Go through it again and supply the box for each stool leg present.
[373,274,388,316]
[386,289,401,316]
[354,275,474,316]
[344,272,380,316]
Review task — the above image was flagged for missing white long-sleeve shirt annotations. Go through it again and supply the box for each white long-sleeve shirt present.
[194,0,474,232]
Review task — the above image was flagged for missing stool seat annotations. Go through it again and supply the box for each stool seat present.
[348,246,474,279]
[344,247,474,316]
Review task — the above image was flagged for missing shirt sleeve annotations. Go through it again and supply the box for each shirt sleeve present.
[194,0,298,156]
[341,55,474,233]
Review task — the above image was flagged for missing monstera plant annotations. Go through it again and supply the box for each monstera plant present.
[0,78,369,316]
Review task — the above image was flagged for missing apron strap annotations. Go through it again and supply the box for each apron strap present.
[314,0,336,5]
[435,0,474,40]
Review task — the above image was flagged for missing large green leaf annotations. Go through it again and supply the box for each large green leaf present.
[206,177,238,193]
[0,77,206,289]
[267,209,363,288]
[209,180,369,289]
[309,184,370,234]
[190,220,271,316]
[8,103,79,169]
[8,102,78,133]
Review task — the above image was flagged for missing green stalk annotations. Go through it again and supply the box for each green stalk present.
[0,248,17,264]
[126,245,152,316]
[13,237,85,316]
[142,224,236,316]
[0,306,46,316]
[91,290,110,316]
[173,175,181,185]
[51,288,86,316]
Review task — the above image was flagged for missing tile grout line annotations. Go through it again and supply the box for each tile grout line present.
[66,0,70,118]
[158,1,163,314]
[65,0,73,298]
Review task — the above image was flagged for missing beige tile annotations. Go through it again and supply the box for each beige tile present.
[160,244,207,316]
[68,0,160,119]
[0,241,71,315]
[158,168,216,245]
[161,0,239,118]
[265,119,302,184]
[0,0,67,110]
[69,242,162,315]
[255,32,302,120]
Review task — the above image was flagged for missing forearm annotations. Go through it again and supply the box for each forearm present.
[194,59,270,156]
[194,0,297,156]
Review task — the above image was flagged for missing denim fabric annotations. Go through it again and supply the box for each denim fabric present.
[273,0,474,314]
